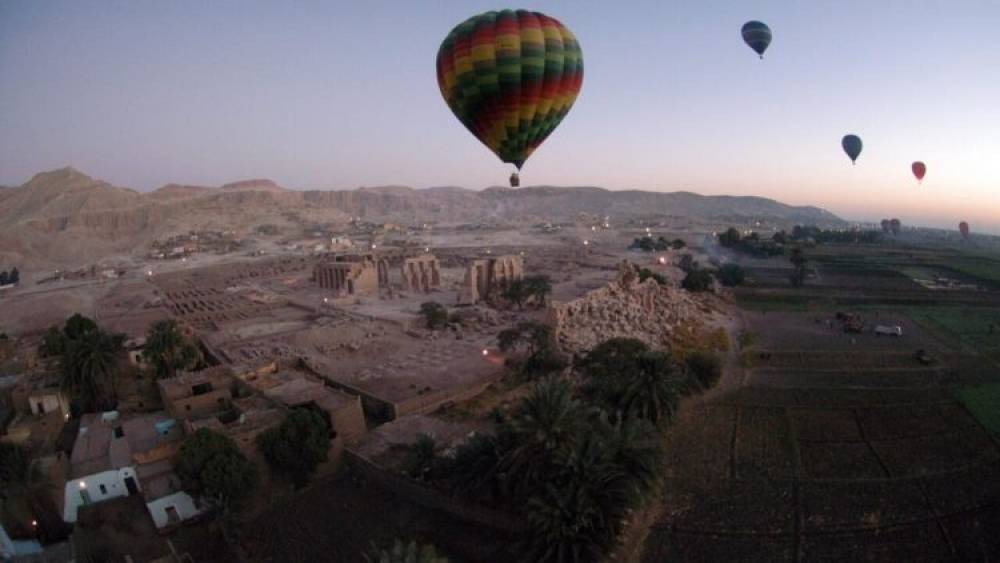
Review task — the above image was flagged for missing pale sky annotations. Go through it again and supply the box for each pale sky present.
[1,1,998,232]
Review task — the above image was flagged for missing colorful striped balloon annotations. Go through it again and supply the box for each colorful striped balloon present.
[436,10,584,173]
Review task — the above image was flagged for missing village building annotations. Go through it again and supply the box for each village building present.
[158,366,236,421]
[237,364,366,444]
[62,411,201,528]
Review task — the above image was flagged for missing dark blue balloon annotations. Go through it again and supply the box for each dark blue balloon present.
[741,21,772,59]
[842,134,863,164]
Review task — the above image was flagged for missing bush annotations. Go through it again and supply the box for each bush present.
[402,433,437,480]
[638,268,668,286]
[682,269,713,292]
[419,301,448,330]
[716,264,746,287]
[685,351,722,391]
[366,539,449,563]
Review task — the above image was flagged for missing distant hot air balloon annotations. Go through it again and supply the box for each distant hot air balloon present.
[880,219,891,234]
[741,21,772,59]
[912,161,926,183]
[842,135,863,165]
[959,221,970,240]
[889,218,901,235]
[436,10,584,187]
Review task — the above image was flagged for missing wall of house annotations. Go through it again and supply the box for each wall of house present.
[146,491,202,529]
[62,467,139,522]
[329,398,366,444]
[27,392,69,418]
[164,388,232,420]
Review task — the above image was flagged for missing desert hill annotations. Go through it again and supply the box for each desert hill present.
[0,167,844,269]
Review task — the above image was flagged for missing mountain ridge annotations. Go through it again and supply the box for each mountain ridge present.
[0,167,844,269]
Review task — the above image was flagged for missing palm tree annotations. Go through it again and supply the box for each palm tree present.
[498,378,591,498]
[522,429,632,563]
[142,319,200,378]
[614,351,686,425]
[61,329,125,412]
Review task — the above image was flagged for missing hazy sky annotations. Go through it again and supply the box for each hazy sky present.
[2,1,999,232]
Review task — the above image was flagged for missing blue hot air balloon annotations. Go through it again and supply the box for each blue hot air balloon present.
[741,21,772,59]
[842,134,863,165]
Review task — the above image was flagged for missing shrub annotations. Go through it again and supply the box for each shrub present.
[682,269,713,292]
[716,264,745,287]
[419,301,448,330]
[685,351,722,391]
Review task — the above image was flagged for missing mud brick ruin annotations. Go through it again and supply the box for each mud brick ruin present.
[457,254,524,305]
[400,254,441,293]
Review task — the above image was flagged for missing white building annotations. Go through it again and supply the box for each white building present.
[62,411,202,528]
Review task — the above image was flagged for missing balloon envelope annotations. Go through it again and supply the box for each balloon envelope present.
[436,10,584,171]
[842,134,863,164]
[912,161,926,182]
[959,221,970,239]
[741,21,772,58]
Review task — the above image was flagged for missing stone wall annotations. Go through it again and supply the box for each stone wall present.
[456,254,524,305]
[547,261,704,356]
[400,254,441,294]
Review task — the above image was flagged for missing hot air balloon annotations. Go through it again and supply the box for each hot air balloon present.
[436,10,584,187]
[912,161,926,183]
[842,134,863,165]
[880,219,891,234]
[741,21,772,59]
[959,221,970,240]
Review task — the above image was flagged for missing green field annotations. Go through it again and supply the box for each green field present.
[954,383,1000,435]
[902,306,1000,362]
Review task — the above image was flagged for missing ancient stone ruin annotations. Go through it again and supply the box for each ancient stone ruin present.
[547,261,704,356]
[457,254,524,305]
[314,254,389,297]
[400,254,441,294]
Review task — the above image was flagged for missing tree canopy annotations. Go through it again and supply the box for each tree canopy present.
[39,314,125,413]
[142,319,201,378]
[256,408,331,488]
[419,301,449,330]
[176,428,257,510]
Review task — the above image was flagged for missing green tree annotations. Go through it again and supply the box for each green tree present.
[64,313,98,340]
[718,227,741,248]
[677,253,698,273]
[681,269,713,292]
[366,539,449,563]
[0,271,7,285]
[523,275,553,308]
[497,321,564,378]
[60,327,125,413]
[498,378,591,499]
[419,301,448,330]
[142,319,201,379]
[256,408,331,488]
[503,279,530,309]
[716,263,746,287]
[176,428,256,510]
[39,326,67,358]
[684,351,722,391]
[671,239,686,250]
[400,433,437,481]
[0,442,35,489]
[522,414,662,563]
[9,267,18,285]
[789,247,808,287]
[580,339,687,425]
[637,268,668,286]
